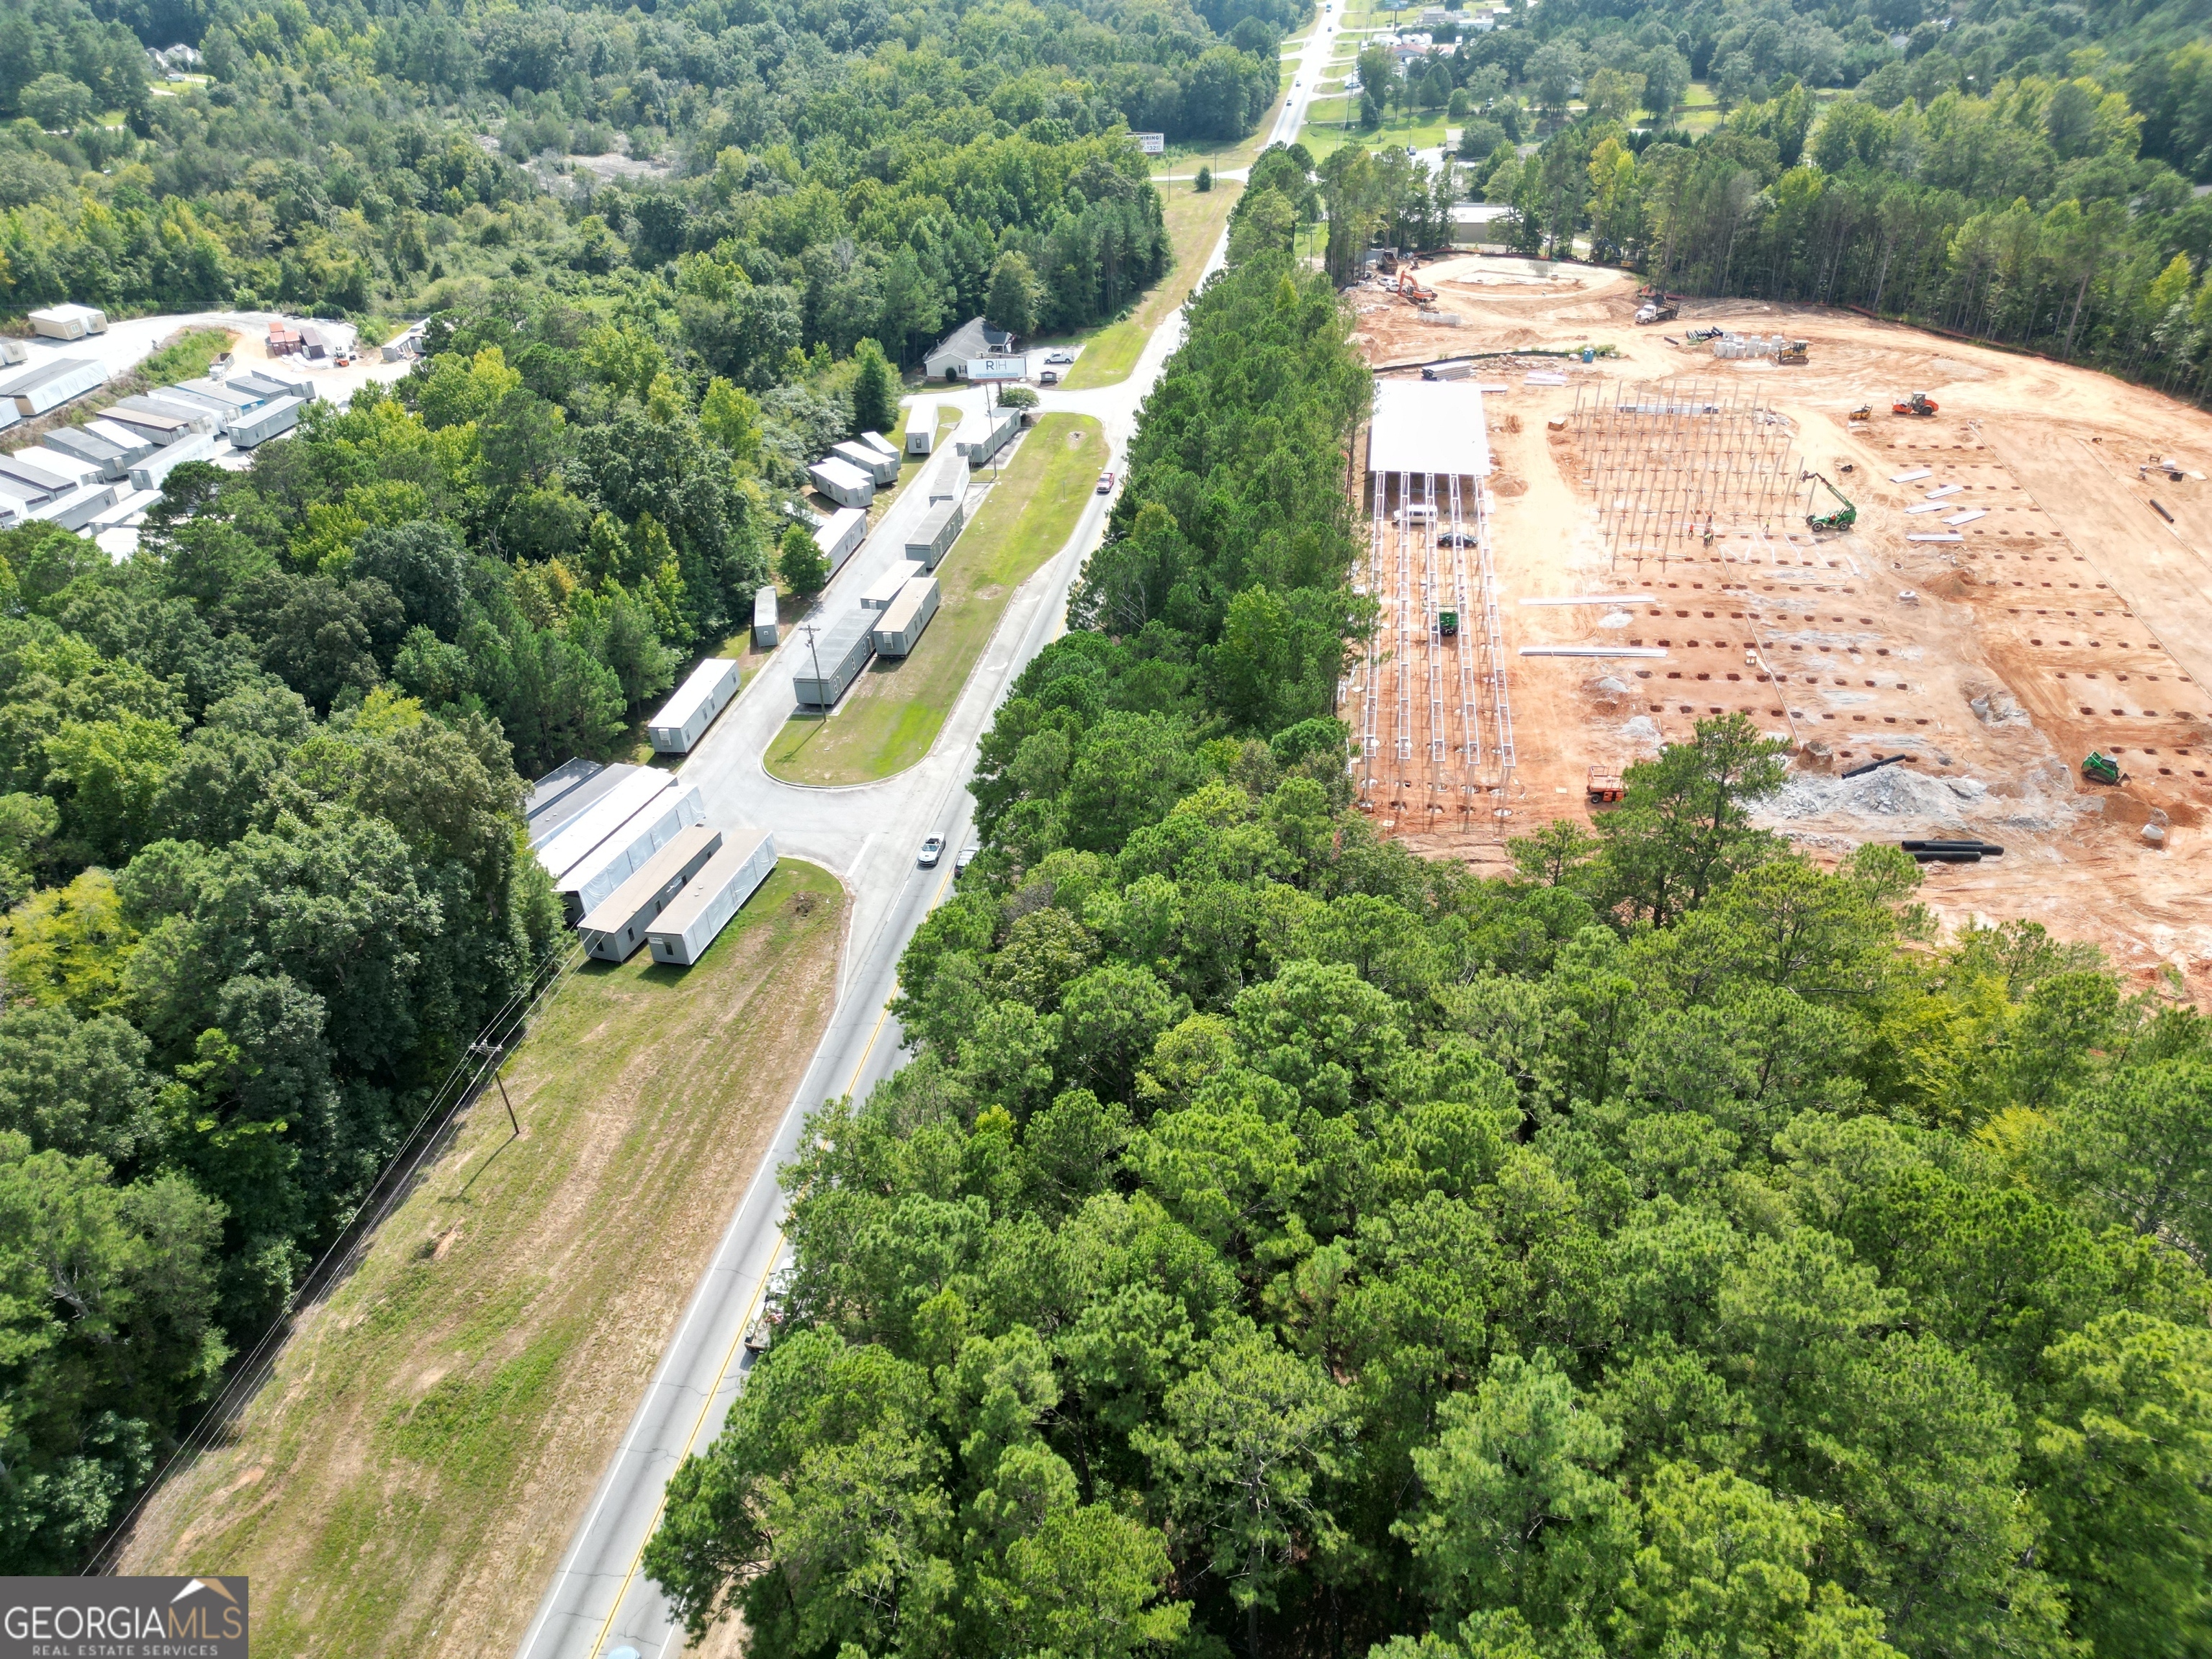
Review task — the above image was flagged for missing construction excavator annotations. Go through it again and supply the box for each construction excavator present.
[1804,469,1858,531]
[1398,269,1437,306]
[1894,390,1940,417]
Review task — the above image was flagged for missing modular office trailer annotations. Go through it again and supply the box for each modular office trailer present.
[858,431,901,470]
[529,763,642,845]
[814,506,867,574]
[27,304,106,340]
[577,824,724,961]
[526,757,604,823]
[858,559,924,611]
[871,576,940,657]
[647,826,778,966]
[753,584,780,647]
[229,396,304,448]
[906,405,937,455]
[791,608,876,709]
[534,768,670,878]
[648,657,741,753]
[807,456,876,508]
[961,410,1020,469]
[830,439,897,487]
[559,786,706,920]
[904,498,964,570]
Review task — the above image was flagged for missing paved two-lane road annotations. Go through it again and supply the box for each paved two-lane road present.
[517,36,1338,1656]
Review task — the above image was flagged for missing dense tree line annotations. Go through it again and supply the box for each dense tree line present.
[644,235,2212,1657]
[0,504,565,1570]
[0,0,1284,346]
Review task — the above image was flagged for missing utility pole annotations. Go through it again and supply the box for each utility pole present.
[802,621,825,707]
[469,1040,520,1138]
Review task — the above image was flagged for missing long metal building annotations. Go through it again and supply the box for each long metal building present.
[647,826,778,966]
[558,785,706,920]
[647,657,741,754]
[576,824,724,961]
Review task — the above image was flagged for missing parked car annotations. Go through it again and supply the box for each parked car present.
[956,844,979,873]
[1044,349,1074,364]
[1096,470,1116,494]
[919,834,945,866]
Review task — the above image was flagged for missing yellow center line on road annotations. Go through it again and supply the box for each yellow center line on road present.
[583,854,966,1659]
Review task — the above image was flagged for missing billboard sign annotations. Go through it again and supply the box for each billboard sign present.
[966,356,1028,381]
[1130,131,1166,155]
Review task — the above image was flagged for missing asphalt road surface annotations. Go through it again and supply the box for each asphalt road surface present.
[516,48,1334,1657]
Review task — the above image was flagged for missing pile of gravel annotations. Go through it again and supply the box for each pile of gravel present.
[1756,765,1985,824]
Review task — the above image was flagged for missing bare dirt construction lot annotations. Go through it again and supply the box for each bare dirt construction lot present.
[1347,253,2212,992]
[117,863,846,1656]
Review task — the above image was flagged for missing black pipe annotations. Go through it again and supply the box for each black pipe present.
[1910,850,1984,863]
[1840,754,1910,778]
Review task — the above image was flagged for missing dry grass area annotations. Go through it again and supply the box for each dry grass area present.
[1349,253,2212,994]
[116,863,847,1656]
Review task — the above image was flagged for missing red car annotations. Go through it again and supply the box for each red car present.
[1096,470,1115,494]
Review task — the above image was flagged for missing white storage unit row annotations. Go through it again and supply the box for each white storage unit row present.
[807,456,876,508]
[753,584,780,647]
[535,768,672,879]
[905,405,937,455]
[859,559,924,611]
[648,657,742,753]
[814,505,867,574]
[871,575,940,657]
[647,826,778,966]
[830,439,897,487]
[28,304,107,340]
[791,608,877,708]
[0,357,108,418]
[559,785,706,920]
[905,498,965,570]
[230,396,304,448]
[577,824,724,961]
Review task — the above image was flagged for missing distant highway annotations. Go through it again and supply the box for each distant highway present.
[516,25,1338,1655]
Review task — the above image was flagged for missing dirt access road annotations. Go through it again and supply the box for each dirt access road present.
[1350,254,2212,993]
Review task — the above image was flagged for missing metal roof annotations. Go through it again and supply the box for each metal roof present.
[1367,378,1492,478]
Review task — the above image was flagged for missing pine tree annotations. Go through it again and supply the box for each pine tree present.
[850,339,899,438]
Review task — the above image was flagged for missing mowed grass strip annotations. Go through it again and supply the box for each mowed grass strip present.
[765,414,1105,785]
[1061,179,1243,388]
[117,863,847,1659]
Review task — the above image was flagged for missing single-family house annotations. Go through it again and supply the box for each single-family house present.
[923,317,1015,381]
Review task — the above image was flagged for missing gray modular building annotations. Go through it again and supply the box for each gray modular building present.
[527,762,637,847]
[0,451,76,496]
[230,368,313,400]
[905,404,937,455]
[526,757,603,823]
[859,559,924,611]
[831,439,897,487]
[814,505,867,574]
[535,768,672,878]
[647,657,741,753]
[807,455,875,508]
[30,482,118,531]
[753,584,780,648]
[577,824,724,962]
[791,608,876,709]
[904,497,965,570]
[961,409,1021,469]
[161,379,259,424]
[559,785,706,920]
[44,426,136,480]
[103,402,204,446]
[647,825,778,966]
[871,575,940,657]
[127,429,220,493]
[230,396,304,448]
[1,357,108,418]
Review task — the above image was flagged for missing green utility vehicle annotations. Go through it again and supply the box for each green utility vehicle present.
[1804,470,1857,532]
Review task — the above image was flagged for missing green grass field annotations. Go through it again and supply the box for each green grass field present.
[764,414,1105,786]
[117,863,848,1658]
[1061,179,1242,389]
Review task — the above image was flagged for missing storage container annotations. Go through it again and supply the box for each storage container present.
[647,826,778,966]
[647,657,741,753]
[577,824,724,961]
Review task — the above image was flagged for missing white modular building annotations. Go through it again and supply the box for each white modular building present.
[647,657,742,753]
[830,439,897,487]
[814,505,867,575]
[161,379,260,425]
[871,575,940,658]
[858,431,900,470]
[904,498,964,570]
[534,768,672,880]
[30,482,117,531]
[858,559,924,611]
[0,357,108,418]
[229,396,304,448]
[961,409,1021,469]
[0,451,77,498]
[558,785,706,920]
[791,608,876,709]
[27,303,107,340]
[576,824,724,961]
[753,584,780,648]
[127,429,220,493]
[905,405,937,455]
[43,425,135,480]
[647,825,778,966]
[807,455,876,508]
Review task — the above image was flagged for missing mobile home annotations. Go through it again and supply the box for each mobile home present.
[228,396,304,448]
[858,559,924,611]
[647,657,742,753]
[752,584,780,648]
[558,786,707,920]
[807,455,876,508]
[790,608,876,709]
[27,303,107,341]
[576,824,724,961]
[0,357,107,418]
[830,439,897,487]
[904,498,964,570]
[646,826,779,966]
[814,505,867,574]
[905,405,937,455]
[871,576,940,658]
